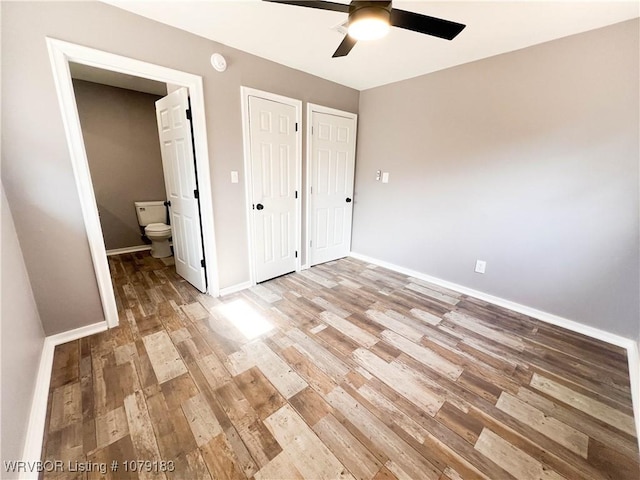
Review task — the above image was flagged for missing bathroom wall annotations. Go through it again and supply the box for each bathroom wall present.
[72,79,167,251]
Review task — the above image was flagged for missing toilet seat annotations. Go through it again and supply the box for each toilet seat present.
[145,223,171,235]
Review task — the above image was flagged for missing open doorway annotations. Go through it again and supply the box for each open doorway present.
[71,65,208,293]
[47,38,219,328]
[69,63,168,257]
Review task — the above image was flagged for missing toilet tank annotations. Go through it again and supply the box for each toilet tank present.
[134,201,166,226]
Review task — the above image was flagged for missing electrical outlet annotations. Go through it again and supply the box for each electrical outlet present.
[231,171,239,183]
[376,170,382,181]
[475,260,487,274]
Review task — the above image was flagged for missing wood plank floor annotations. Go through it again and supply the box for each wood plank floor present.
[41,252,639,479]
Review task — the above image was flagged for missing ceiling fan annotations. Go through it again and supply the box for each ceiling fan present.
[263,0,466,58]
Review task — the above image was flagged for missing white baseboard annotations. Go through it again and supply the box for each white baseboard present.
[350,252,632,348]
[219,281,253,297]
[349,251,640,448]
[106,245,151,256]
[21,322,108,479]
[20,340,54,480]
[46,321,108,346]
[628,341,640,443]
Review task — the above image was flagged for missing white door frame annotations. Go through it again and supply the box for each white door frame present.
[305,103,358,269]
[240,86,302,285]
[46,37,220,328]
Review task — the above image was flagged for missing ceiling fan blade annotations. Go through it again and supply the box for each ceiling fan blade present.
[390,9,465,40]
[332,34,357,57]
[262,0,350,13]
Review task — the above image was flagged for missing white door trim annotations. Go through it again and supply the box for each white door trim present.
[240,86,302,285]
[305,103,358,268]
[46,37,220,329]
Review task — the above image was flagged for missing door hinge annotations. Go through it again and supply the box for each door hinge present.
[310,240,313,247]
[201,259,206,268]
[186,108,192,120]
[295,122,298,132]
[295,251,298,258]
[295,190,298,199]
[311,126,314,135]
[310,186,313,194]
[194,189,199,199]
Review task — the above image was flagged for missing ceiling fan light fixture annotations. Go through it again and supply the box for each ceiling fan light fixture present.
[347,6,390,41]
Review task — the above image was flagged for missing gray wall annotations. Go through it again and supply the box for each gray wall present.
[1,2,359,335]
[1,186,46,467]
[72,79,165,251]
[353,19,640,339]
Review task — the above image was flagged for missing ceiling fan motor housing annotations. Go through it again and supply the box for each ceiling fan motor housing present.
[349,1,392,26]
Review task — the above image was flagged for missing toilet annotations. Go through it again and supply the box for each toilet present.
[134,201,172,258]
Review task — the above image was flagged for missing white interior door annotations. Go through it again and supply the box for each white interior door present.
[248,95,299,283]
[155,88,206,292]
[309,109,357,266]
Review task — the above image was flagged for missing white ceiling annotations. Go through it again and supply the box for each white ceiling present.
[105,1,639,91]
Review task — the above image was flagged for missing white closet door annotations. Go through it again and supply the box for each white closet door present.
[310,110,357,266]
[248,95,299,283]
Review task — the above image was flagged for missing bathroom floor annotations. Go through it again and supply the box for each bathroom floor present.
[160,255,175,267]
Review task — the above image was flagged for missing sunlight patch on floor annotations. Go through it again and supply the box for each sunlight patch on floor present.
[216,299,275,340]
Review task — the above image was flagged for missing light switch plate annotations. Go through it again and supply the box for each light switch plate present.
[231,171,239,183]
[475,260,487,274]
[382,172,390,183]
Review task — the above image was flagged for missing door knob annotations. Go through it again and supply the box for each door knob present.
[164,200,171,207]
[256,203,264,210]
[346,198,352,203]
